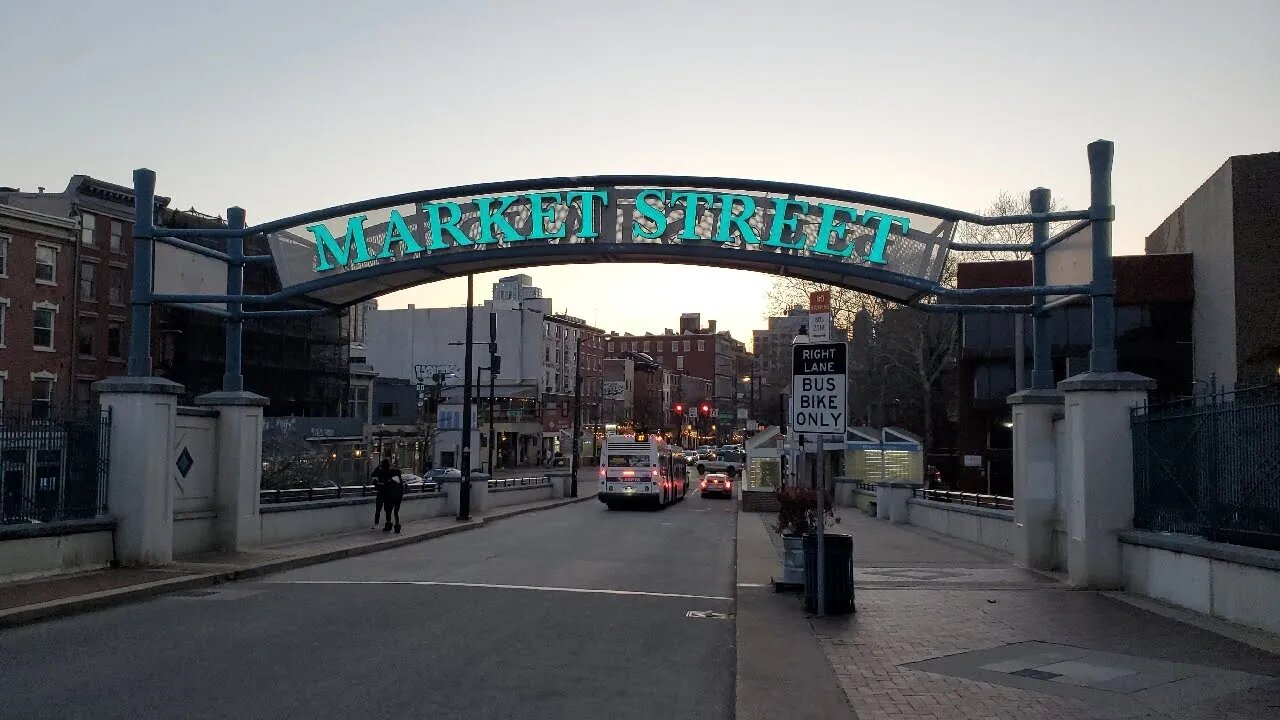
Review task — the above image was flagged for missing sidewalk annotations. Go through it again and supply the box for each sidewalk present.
[737,507,1280,720]
[0,491,596,630]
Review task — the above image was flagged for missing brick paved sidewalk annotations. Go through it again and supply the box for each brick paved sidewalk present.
[0,492,595,628]
[744,509,1280,719]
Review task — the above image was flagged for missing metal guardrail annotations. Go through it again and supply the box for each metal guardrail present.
[259,480,439,505]
[488,475,554,489]
[911,488,1014,511]
[855,482,878,493]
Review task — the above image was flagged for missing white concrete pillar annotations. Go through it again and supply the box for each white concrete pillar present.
[195,390,268,552]
[1058,372,1155,589]
[876,482,911,523]
[470,477,489,513]
[443,476,490,517]
[94,376,183,566]
[1008,389,1064,571]
[875,483,891,520]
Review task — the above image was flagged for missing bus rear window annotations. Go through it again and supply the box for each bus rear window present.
[606,454,651,467]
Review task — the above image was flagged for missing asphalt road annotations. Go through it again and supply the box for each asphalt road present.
[0,486,738,720]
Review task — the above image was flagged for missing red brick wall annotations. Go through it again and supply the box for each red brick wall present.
[0,217,76,405]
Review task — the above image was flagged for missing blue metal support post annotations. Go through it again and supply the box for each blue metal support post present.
[1087,140,1118,373]
[223,207,246,391]
[128,169,157,377]
[1029,188,1054,389]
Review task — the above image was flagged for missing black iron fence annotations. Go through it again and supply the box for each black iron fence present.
[0,403,111,524]
[1132,384,1280,551]
[259,479,440,505]
[911,487,1014,511]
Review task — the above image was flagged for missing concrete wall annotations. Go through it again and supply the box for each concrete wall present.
[173,409,218,516]
[906,498,1013,554]
[1052,415,1071,570]
[259,492,447,545]
[1121,531,1280,635]
[1145,159,1237,389]
[1228,152,1280,386]
[851,488,876,514]
[487,484,553,509]
[173,511,217,557]
[0,520,115,581]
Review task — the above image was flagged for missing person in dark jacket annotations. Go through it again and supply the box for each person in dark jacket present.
[378,460,405,533]
[371,459,401,530]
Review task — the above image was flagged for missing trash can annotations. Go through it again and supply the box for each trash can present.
[803,533,854,614]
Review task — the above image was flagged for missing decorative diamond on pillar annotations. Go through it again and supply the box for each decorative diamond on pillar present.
[176,447,194,478]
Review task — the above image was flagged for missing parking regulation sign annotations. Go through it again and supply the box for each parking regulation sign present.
[792,343,847,435]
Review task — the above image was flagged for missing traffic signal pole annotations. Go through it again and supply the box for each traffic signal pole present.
[458,274,474,521]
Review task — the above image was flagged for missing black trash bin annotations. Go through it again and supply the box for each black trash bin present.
[803,532,854,614]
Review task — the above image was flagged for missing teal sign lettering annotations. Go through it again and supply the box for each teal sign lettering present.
[304,188,917,274]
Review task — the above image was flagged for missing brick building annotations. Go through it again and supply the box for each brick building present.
[954,255,1195,495]
[604,312,751,430]
[0,203,79,412]
[0,175,351,415]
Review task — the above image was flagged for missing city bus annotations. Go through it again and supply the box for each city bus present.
[598,433,687,510]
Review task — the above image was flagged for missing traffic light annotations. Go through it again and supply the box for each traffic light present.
[699,403,711,417]
[673,402,685,416]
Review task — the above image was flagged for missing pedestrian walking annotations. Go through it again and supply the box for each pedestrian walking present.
[370,459,399,529]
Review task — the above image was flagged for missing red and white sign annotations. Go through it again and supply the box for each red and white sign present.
[809,290,831,314]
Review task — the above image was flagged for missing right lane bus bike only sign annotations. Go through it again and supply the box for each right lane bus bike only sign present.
[791,342,847,435]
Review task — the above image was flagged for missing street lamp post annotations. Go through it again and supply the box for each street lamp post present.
[458,275,475,521]
[571,333,583,497]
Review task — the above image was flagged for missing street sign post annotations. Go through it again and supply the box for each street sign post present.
[792,339,846,617]
[808,290,833,342]
[791,343,847,435]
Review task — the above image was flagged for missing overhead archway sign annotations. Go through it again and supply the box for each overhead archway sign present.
[265,178,958,307]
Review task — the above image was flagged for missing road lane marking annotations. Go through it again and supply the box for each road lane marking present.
[269,579,733,601]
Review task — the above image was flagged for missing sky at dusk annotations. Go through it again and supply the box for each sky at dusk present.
[3,0,1278,347]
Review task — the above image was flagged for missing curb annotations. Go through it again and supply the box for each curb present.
[0,494,595,631]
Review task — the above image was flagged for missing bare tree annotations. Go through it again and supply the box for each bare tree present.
[761,191,1066,455]
[261,421,335,490]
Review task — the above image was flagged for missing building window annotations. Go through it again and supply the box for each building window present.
[33,306,55,349]
[109,267,125,305]
[972,362,1015,401]
[642,341,650,353]
[630,341,638,352]
[683,340,691,352]
[80,262,97,301]
[0,371,6,404]
[77,321,94,357]
[0,298,7,347]
[676,355,684,370]
[32,376,54,418]
[0,234,8,276]
[545,347,550,363]
[697,340,706,352]
[607,342,614,353]
[35,244,57,284]
[671,341,678,352]
[107,323,124,359]
[109,220,123,253]
[81,213,96,247]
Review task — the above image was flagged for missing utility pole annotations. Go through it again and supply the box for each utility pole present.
[487,311,498,475]
[458,274,474,521]
[571,332,583,497]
